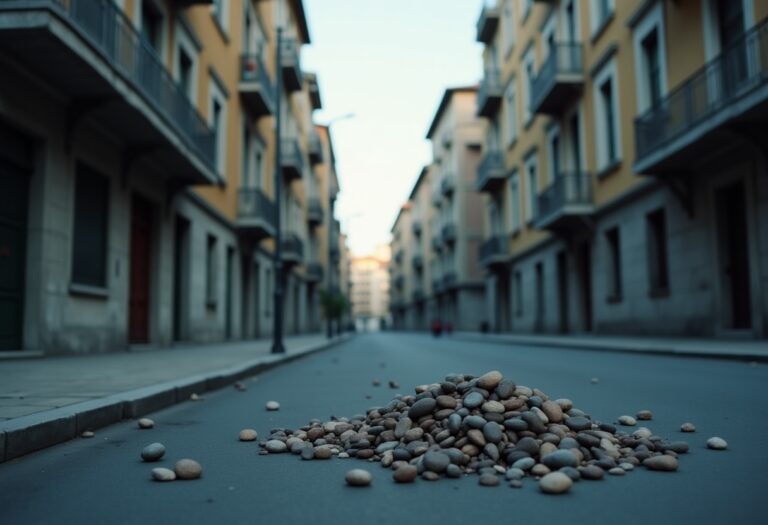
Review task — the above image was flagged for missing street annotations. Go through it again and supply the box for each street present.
[1,333,765,524]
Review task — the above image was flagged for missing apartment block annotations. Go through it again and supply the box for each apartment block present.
[475,0,768,338]
[0,0,343,354]
[390,88,486,332]
[351,245,390,331]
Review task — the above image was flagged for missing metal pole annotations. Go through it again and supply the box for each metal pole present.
[272,24,285,354]
[326,199,333,339]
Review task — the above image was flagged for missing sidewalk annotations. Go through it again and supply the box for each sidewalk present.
[454,331,768,361]
[0,333,352,463]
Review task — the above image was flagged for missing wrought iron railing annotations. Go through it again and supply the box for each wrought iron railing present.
[477,151,504,188]
[240,53,274,102]
[537,172,592,221]
[479,235,508,263]
[531,42,583,110]
[478,69,502,114]
[282,233,304,260]
[43,0,216,169]
[635,18,768,162]
[237,188,276,226]
[281,138,304,174]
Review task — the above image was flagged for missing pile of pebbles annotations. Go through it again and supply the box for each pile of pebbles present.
[258,371,702,493]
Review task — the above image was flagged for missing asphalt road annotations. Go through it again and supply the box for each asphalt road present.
[1,333,765,524]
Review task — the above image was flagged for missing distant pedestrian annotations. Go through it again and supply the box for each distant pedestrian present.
[431,319,443,338]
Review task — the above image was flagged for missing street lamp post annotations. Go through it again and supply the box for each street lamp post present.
[271,6,285,354]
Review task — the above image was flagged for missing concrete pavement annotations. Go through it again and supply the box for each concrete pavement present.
[453,332,768,361]
[0,333,352,463]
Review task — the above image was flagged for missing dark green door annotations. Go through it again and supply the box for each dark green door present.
[0,123,31,350]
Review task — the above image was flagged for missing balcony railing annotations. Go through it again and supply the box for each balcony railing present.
[394,249,403,264]
[281,37,303,92]
[240,53,274,117]
[306,262,324,282]
[431,234,443,252]
[477,151,505,192]
[442,272,458,289]
[432,278,444,294]
[412,220,422,235]
[441,176,455,196]
[308,132,323,164]
[236,188,276,239]
[634,18,768,175]
[477,69,503,117]
[432,187,443,206]
[442,223,457,244]
[535,172,594,232]
[307,197,324,226]
[28,0,216,173]
[281,138,304,181]
[531,42,584,115]
[394,275,404,289]
[412,254,423,270]
[476,4,500,44]
[281,233,304,264]
[412,288,425,302]
[479,235,509,267]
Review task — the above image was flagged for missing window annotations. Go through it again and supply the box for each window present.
[71,162,109,289]
[206,234,218,308]
[140,1,164,54]
[646,208,670,295]
[535,262,544,328]
[209,78,227,176]
[509,170,521,233]
[502,0,516,55]
[212,0,230,34]
[525,152,538,222]
[504,78,518,146]
[590,0,614,37]
[242,124,250,188]
[178,49,193,98]
[547,127,561,184]
[593,58,621,172]
[633,3,667,113]
[605,226,622,302]
[522,47,535,124]
[514,270,523,317]
[174,21,199,103]
[522,0,533,22]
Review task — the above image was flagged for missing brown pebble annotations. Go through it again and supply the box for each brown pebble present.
[314,447,333,459]
[681,422,696,433]
[422,471,440,481]
[174,459,203,480]
[643,455,678,471]
[636,410,653,421]
[393,465,418,483]
[479,474,500,486]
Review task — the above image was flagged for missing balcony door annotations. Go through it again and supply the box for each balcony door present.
[129,195,153,344]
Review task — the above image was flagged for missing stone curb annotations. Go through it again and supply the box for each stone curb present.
[452,333,768,362]
[0,334,353,463]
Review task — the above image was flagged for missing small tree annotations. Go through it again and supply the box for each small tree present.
[319,288,349,323]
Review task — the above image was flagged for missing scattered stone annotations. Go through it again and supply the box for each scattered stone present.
[174,459,202,480]
[315,447,333,460]
[393,465,418,483]
[618,415,637,426]
[619,463,635,471]
[301,447,315,460]
[608,467,626,476]
[141,442,166,462]
[265,440,288,453]
[372,379,381,387]
[138,418,155,429]
[681,422,696,433]
[636,410,653,421]
[190,393,201,401]
[422,471,440,481]
[542,450,579,470]
[707,437,728,450]
[239,429,258,442]
[345,469,372,487]
[531,464,551,477]
[388,381,399,389]
[580,465,605,480]
[509,479,523,488]
[338,452,350,459]
[265,401,280,411]
[479,474,500,487]
[423,451,450,473]
[477,370,503,390]
[643,455,678,471]
[234,382,247,392]
[151,468,176,482]
[590,377,599,384]
[539,472,572,494]
[81,431,94,438]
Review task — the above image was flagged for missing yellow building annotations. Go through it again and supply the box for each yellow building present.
[476,0,768,338]
[0,0,342,353]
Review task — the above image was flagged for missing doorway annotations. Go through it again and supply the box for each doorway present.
[715,181,752,330]
[577,241,593,332]
[129,195,153,344]
[534,262,545,332]
[0,123,32,351]
[557,250,569,333]
[173,214,190,342]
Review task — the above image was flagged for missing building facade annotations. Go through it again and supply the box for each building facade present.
[0,0,343,354]
[474,0,768,338]
[350,245,390,331]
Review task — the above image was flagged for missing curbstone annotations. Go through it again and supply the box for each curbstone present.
[1,431,6,463]
[174,378,209,402]
[75,401,123,434]
[122,387,176,419]
[4,414,76,461]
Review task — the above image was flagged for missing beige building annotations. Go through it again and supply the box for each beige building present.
[0,0,344,354]
[351,245,391,331]
[474,0,768,338]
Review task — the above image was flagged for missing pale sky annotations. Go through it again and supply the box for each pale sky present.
[302,0,483,257]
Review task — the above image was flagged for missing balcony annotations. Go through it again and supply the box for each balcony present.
[441,176,455,196]
[476,4,500,44]
[531,43,584,116]
[0,0,217,185]
[432,278,444,295]
[236,188,276,240]
[412,220,422,236]
[307,197,324,227]
[432,187,443,206]
[394,249,403,264]
[412,288,425,302]
[308,132,323,164]
[442,223,457,244]
[442,272,458,290]
[477,69,503,117]
[477,151,505,192]
[281,138,304,181]
[535,172,594,233]
[634,19,768,176]
[239,54,274,118]
[479,236,510,268]
[281,234,304,266]
[281,38,303,92]
[306,262,324,283]
[412,254,423,270]
[431,234,443,252]
[394,275,404,289]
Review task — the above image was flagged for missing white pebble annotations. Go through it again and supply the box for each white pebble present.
[138,418,154,429]
[265,401,280,411]
[151,468,176,482]
[345,469,372,487]
[707,437,728,450]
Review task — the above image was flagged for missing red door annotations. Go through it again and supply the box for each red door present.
[129,196,152,343]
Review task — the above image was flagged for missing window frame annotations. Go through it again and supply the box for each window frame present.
[70,161,110,292]
[589,0,615,39]
[502,0,516,57]
[508,169,521,235]
[205,234,218,309]
[209,77,228,177]
[646,207,670,297]
[604,226,623,303]
[173,20,199,104]
[632,2,668,114]
[503,75,518,147]
[521,45,536,126]
[524,151,539,224]
[592,57,622,174]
